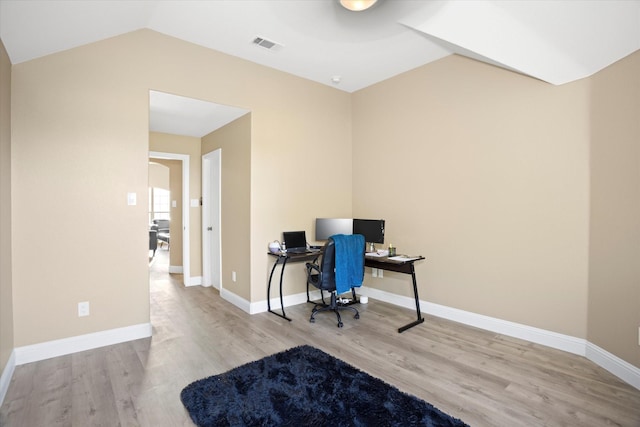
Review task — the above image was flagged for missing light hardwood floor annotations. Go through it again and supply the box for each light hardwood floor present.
[1,249,639,426]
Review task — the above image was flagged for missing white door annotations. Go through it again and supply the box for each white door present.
[202,149,221,289]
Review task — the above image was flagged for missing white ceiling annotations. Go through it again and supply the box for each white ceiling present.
[149,91,249,138]
[1,0,639,136]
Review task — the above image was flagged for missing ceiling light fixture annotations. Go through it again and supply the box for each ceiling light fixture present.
[339,0,379,12]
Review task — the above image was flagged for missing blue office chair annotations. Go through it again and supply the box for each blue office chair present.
[306,234,365,327]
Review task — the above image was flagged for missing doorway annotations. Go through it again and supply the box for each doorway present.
[149,151,191,285]
[148,90,249,291]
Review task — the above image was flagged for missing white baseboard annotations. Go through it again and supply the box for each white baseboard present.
[168,265,183,274]
[3,287,638,400]
[185,275,202,287]
[224,284,640,390]
[357,286,587,355]
[0,350,16,407]
[424,301,588,356]
[249,289,322,315]
[356,286,640,390]
[586,342,640,390]
[14,323,152,365]
[220,287,252,313]
[219,286,321,316]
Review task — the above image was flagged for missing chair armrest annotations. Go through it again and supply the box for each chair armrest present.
[306,262,321,275]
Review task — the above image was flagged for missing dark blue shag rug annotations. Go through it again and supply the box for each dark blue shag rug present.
[180,345,469,427]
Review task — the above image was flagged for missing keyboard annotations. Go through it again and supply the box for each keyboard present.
[287,248,310,254]
[287,247,320,254]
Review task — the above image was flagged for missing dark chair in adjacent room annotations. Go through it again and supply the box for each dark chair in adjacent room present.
[149,229,158,257]
[306,234,365,328]
[151,219,170,249]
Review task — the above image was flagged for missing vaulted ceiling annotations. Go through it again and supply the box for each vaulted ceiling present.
[1,0,638,136]
[2,0,639,92]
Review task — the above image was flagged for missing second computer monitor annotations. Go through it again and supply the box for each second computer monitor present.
[353,218,385,244]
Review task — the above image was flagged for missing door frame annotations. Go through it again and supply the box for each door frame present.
[149,151,191,286]
[202,149,222,289]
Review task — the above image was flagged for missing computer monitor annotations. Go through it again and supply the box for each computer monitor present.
[353,219,385,244]
[315,218,353,241]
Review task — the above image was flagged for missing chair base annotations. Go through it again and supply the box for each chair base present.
[310,292,359,328]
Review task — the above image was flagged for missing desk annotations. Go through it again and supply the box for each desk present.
[267,250,321,321]
[365,255,425,333]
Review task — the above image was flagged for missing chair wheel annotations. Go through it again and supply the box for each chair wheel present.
[338,322,343,328]
[310,318,315,323]
[354,313,360,319]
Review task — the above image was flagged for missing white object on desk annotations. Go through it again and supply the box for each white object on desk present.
[388,255,422,262]
[366,249,388,257]
[268,241,281,254]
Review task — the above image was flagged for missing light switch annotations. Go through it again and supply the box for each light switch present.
[127,192,136,206]
[190,199,199,207]
[172,200,177,208]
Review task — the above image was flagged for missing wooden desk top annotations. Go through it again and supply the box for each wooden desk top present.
[267,250,322,261]
[364,254,425,274]
[365,254,424,264]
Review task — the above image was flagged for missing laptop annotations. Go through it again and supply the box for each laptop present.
[283,231,314,254]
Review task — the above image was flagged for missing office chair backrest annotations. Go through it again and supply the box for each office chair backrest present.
[332,233,365,294]
[316,238,336,291]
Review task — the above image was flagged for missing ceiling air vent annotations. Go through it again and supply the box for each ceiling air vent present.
[252,36,283,52]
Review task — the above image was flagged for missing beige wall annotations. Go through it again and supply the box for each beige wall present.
[588,51,640,367]
[149,159,183,268]
[11,42,151,347]
[10,29,352,347]
[0,40,14,374]
[202,114,252,300]
[353,55,590,338]
[248,77,353,300]
[148,161,170,190]
[7,25,637,372]
[149,134,201,276]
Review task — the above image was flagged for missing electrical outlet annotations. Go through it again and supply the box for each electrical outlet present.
[378,269,383,278]
[232,271,237,282]
[78,301,90,317]
[371,268,377,278]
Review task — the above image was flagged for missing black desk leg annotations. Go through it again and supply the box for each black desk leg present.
[267,258,291,322]
[398,263,425,333]
[267,257,292,321]
[267,258,278,312]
